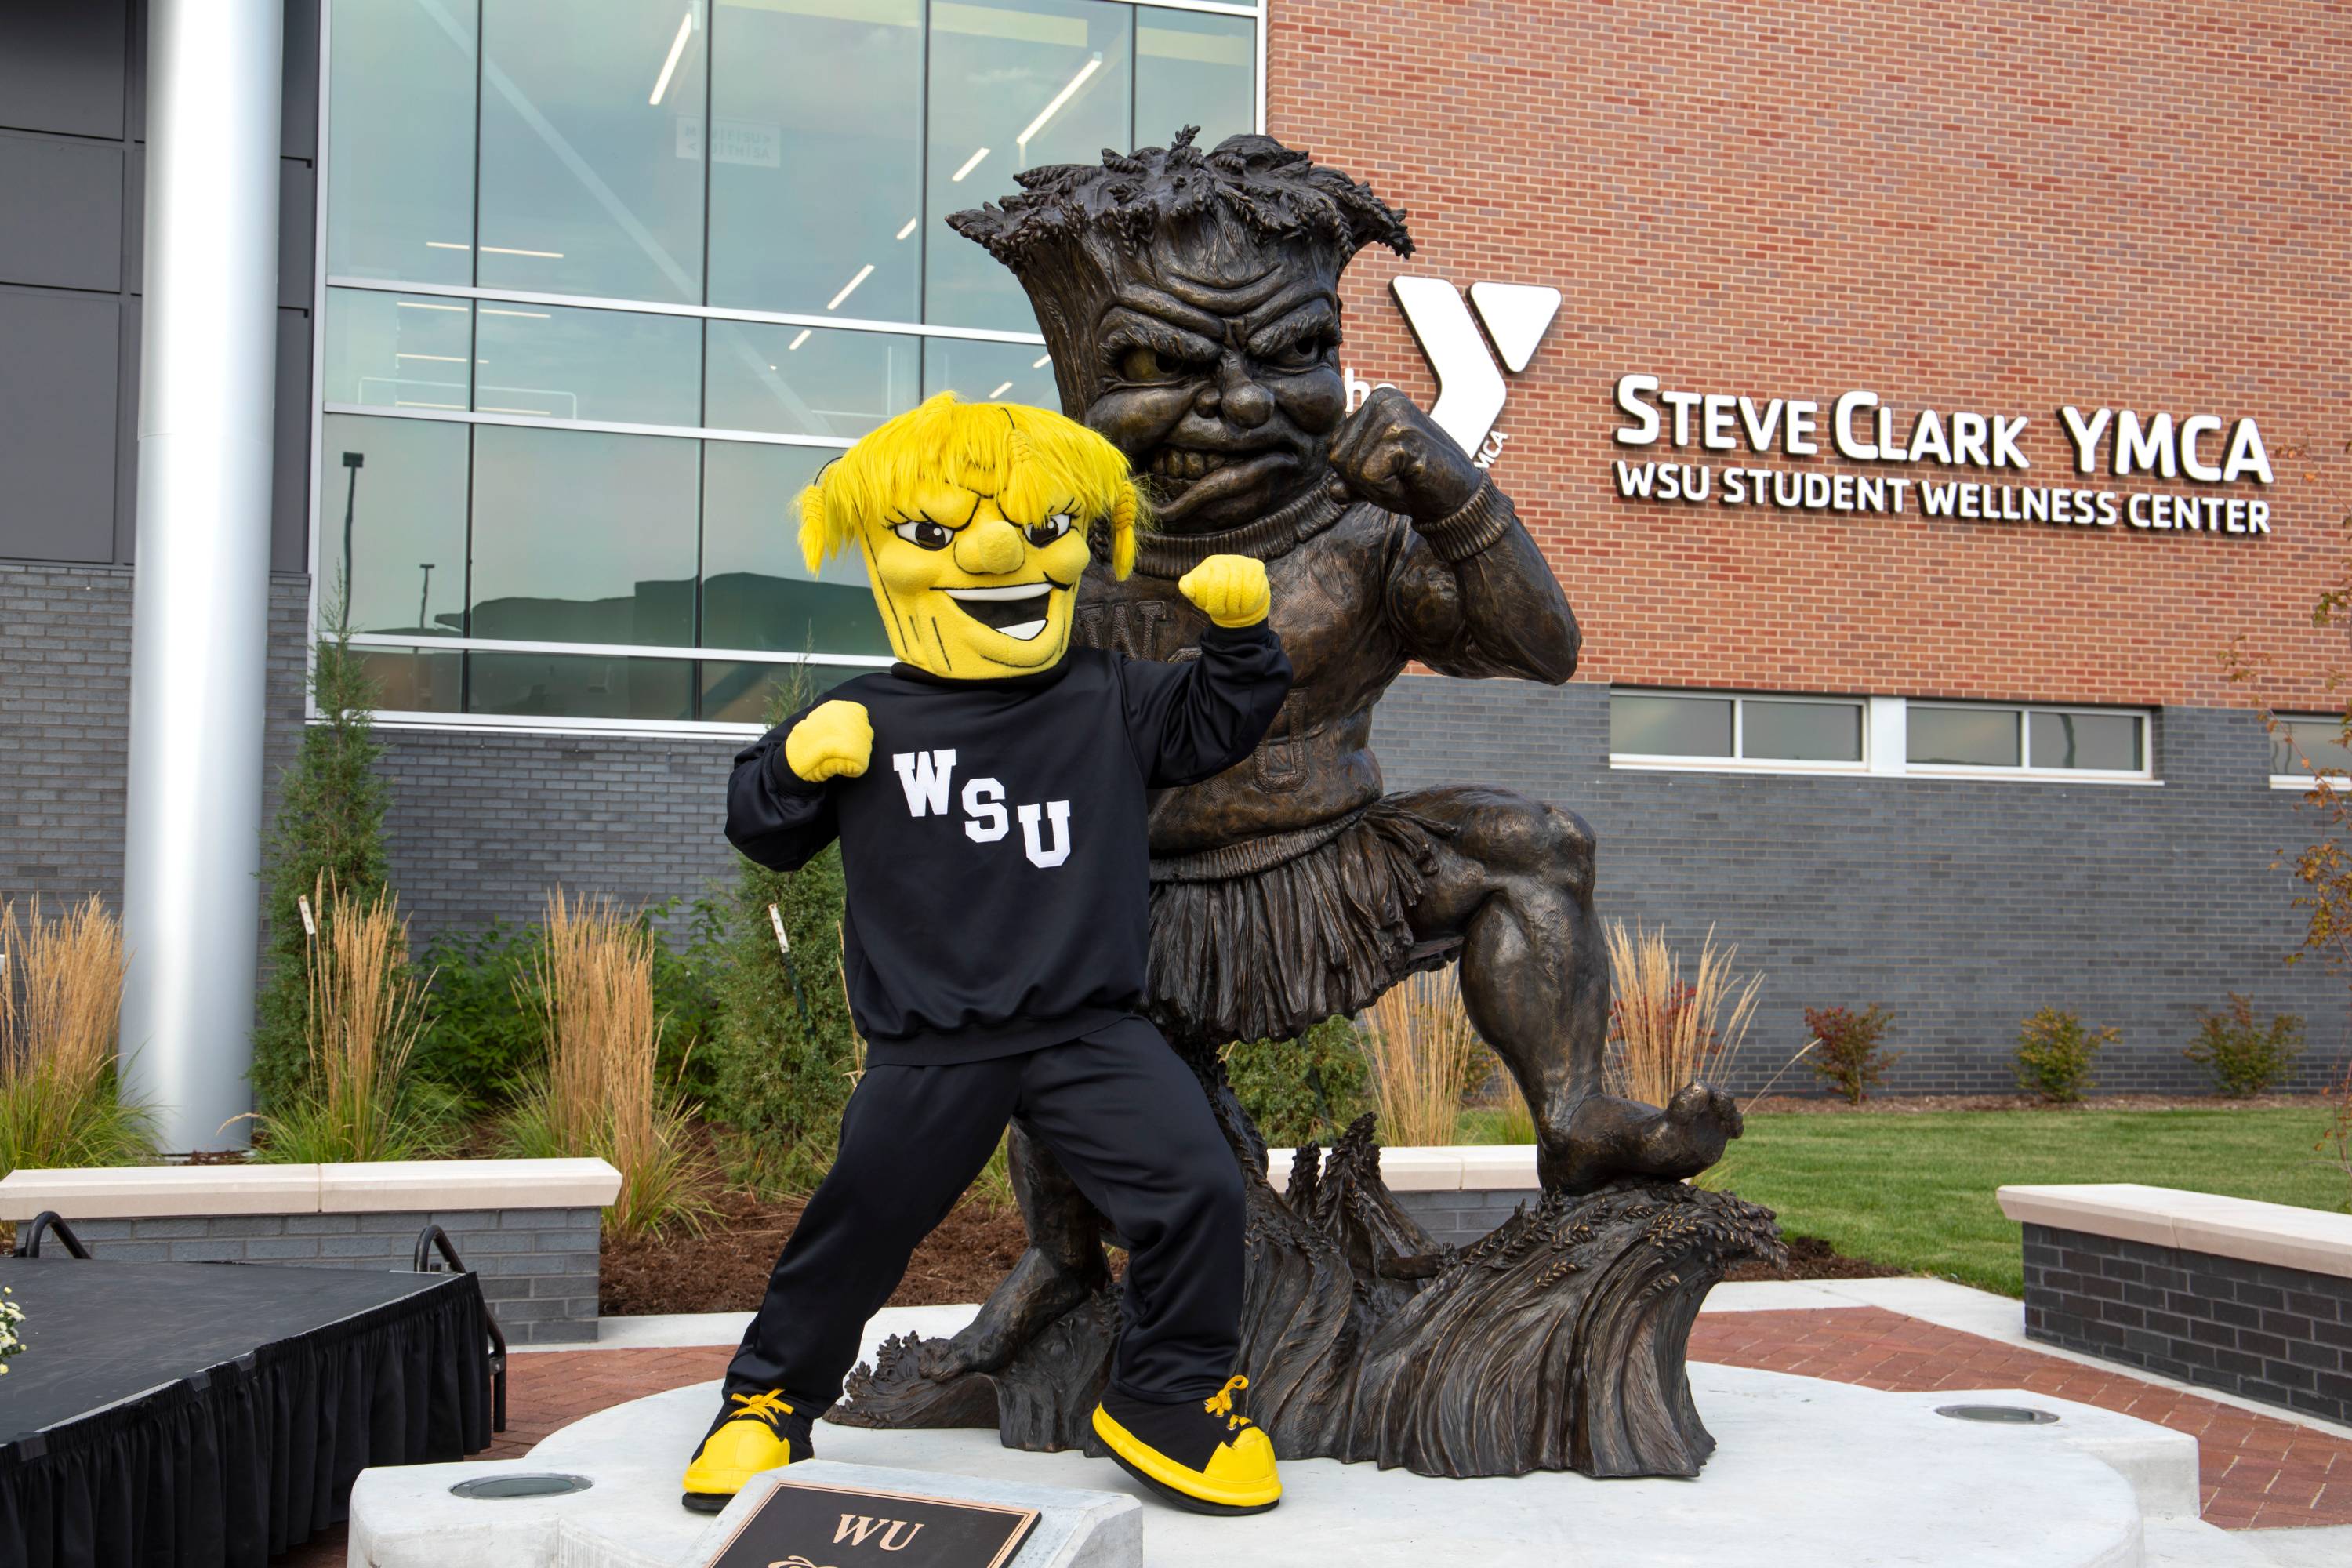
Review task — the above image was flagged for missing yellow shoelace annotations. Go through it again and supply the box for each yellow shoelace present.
[730,1390,797,1426]
[1203,1375,1254,1431]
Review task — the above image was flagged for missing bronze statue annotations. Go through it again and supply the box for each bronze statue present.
[835,130,1779,1480]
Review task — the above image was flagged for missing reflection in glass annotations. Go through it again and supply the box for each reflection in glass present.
[1611,695,1733,757]
[321,289,474,412]
[473,302,700,426]
[705,323,917,438]
[469,426,698,647]
[467,652,694,720]
[359,648,463,713]
[708,0,922,320]
[699,659,860,724]
[1744,699,1864,763]
[926,0,1131,330]
[702,442,891,656]
[326,0,477,284]
[320,415,470,637]
[1907,706,2021,768]
[2273,717,2352,777]
[2028,711,2143,771]
[1134,7,1255,151]
[922,337,1058,409]
[477,0,706,303]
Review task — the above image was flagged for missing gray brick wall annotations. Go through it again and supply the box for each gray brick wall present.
[1394,1188,1530,1247]
[56,1206,602,1345]
[2021,1221,2352,1425]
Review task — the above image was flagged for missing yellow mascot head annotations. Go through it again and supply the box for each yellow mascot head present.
[799,394,1142,679]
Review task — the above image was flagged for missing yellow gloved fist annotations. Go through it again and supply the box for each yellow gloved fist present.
[1178,554,1271,629]
[783,699,873,782]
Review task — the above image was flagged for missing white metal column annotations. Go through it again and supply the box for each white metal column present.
[119,0,286,1152]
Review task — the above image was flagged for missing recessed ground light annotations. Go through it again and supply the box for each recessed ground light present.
[1934,1404,2058,1425]
[449,1473,593,1499]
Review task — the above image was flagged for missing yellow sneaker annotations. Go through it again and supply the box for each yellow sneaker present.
[1092,1375,1282,1515]
[681,1389,811,1514]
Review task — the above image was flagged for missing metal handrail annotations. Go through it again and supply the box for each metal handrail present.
[16,1211,91,1259]
[412,1222,510,1433]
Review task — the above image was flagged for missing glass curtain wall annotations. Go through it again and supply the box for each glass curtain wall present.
[318,0,1261,727]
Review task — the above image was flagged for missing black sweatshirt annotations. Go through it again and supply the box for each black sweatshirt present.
[727,623,1291,1065]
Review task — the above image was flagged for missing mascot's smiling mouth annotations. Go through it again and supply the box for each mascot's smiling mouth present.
[943,581,1063,641]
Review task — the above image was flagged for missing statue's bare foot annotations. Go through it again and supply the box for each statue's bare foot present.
[913,1245,1098,1381]
[1547,1085,1744,1194]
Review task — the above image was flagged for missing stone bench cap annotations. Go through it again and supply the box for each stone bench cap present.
[0,1158,622,1220]
[1261,1143,1540,1193]
[1996,1182,2352,1283]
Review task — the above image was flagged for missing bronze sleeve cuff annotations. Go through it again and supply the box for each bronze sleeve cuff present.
[1414,478,1515,564]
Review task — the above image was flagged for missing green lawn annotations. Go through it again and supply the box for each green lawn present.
[1700,1107,2349,1295]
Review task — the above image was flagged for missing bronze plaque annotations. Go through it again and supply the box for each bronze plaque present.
[702,1476,1041,1568]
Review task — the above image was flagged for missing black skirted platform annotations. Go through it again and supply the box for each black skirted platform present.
[0,1258,492,1568]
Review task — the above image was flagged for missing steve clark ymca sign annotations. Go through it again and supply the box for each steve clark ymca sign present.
[1354,275,2275,541]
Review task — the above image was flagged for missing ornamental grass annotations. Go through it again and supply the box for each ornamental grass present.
[506,891,711,1240]
[1360,967,1485,1148]
[1602,920,1762,1109]
[0,896,151,1177]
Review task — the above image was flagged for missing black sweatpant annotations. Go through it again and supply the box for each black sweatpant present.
[725,1016,1243,1410]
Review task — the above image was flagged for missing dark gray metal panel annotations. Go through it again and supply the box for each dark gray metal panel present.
[0,132,125,292]
[0,286,122,564]
[278,156,314,311]
[271,307,312,575]
[114,293,141,564]
[122,143,142,296]
[0,1,129,140]
[281,0,320,162]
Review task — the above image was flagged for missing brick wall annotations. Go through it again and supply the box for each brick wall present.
[2022,1221,2352,1426]
[1269,1,2352,713]
[1395,1188,1530,1250]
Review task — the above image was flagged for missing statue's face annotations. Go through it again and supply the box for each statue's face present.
[1070,221,1349,532]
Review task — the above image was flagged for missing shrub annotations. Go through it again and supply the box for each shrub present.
[1221,1015,1373,1148]
[254,880,454,1163]
[1806,1004,1898,1105]
[0,897,152,1177]
[1360,967,1485,1147]
[2184,995,2304,1098]
[2015,1008,2114,1103]
[252,598,390,1115]
[411,919,540,1109]
[1602,921,1762,1106]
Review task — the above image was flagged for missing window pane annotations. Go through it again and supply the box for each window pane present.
[1134,8,1254,151]
[2029,710,2143,771]
[1610,695,1733,757]
[705,323,918,439]
[326,0,477,284]
[1907,706,2021,768]
[320,414,470,637]
[473,302,700,426]
[707,0,922,320]
[926,0,1132,331]
[467,652,694,720]
[1743,699,1863,763]
[477,0,706,303]
[321,289,473,412]
[2272,717,2352,775]
[701,441,892,656]
[700,660,862,725]
[922,336,1058,409]
[469,426,698,647]
[359,648,463,713]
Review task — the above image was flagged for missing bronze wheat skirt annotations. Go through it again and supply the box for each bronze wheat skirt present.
[1145,797,1456,1049]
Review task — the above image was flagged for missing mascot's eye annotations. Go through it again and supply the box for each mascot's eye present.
[1024,514,1073,548]
[891,519,953,550]
[1119,344,1176,383]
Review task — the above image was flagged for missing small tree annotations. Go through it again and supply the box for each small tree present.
[2015,1008,2114,1104]
[2184,995,2304,1098]
[1221,1017,1371,1148]
[1805,1004,1897,1105]
[252,595,390,1116]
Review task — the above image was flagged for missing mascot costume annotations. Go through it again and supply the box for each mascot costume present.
[681,392,1293,1517]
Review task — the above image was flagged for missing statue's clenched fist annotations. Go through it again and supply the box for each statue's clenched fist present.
[1327,384,1485,523]
[1177,553,1272,628]
[784,699,873,782]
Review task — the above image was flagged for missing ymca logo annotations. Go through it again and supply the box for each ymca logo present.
[1374,278,1563,466]
[892,750,1072,869]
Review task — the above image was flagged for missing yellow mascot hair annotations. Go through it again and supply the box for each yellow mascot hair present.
[798,393,1142,579]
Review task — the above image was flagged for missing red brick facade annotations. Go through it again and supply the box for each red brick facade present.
[1267,2,2350,709]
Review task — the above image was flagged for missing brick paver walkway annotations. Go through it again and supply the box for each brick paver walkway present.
[278,1303,2352,1563]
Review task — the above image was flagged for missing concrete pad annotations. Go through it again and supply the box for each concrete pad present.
[0,1163,321,1219]
[318,1157,620,1214]
[350,1361,2154,1567]
[1877,1385,2200,1517]
[2142,1516,2277,1567]
[2237,1523,2352,1567]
